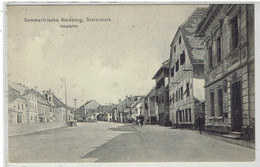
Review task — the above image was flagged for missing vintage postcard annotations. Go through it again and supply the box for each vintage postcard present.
[4,2,256,165]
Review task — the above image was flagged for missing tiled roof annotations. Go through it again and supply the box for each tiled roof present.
[180,7,208,64]
[172,7,208,65]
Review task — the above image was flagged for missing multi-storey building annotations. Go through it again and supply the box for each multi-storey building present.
[78,100,100,122]
[8,85,28,125]
[143,87,158,124]
[43,90,73,122]
[152,59,170,126]
[117,96,144,123]
[23,89,39,123]
[37,92,51,123]
[168,8,207,128]
[196,5,254,139]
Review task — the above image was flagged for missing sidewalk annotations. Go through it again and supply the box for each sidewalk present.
[8,122,66,137]
[192,129,255,150]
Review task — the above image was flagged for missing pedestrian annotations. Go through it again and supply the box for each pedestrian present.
[197,113,204,134]
[140,119,143,127]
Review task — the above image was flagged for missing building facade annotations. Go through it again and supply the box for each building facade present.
[8,86,28,125]
[169,8,207,128]
[23,89,39,124]
[196,5,254,139]
[143,87,158,124]
[152,60,170,126]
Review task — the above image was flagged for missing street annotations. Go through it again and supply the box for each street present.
[8,122,255,163]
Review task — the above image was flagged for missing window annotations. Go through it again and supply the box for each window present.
[174,46,176,53]
[186,82,190,97]
[179,88,181,100]
[145,103,148,109]
[18,103,20,109]
[172,93,174,104]
[176,91,178,102]
[185,109,188,122]
[180,51,185,65]
[181,87,183,99]
[210,92,215,116]
[188,108,191,122]
[17,114,22,123]
[162,96,164,103]
[182,110,185,122]
[217,36,222,63]
[179,110,182,122]
[49,97,51,102]
[171,66,174,77]
[208,45,213,69]
[218,89,223,116]
[231,15,239,50]
[179,36,182,44]
[176,60,179,72]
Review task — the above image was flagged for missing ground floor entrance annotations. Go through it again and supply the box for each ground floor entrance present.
[231,81,242,132]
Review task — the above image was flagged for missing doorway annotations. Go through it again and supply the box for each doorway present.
[231,81,242,132]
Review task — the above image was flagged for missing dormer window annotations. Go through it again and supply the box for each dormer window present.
[174,46,176,53]
[179,36,182,44]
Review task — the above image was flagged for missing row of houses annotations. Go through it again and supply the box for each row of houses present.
[8,81,75,125]
[76,97,144,124]
[141,5,254,139]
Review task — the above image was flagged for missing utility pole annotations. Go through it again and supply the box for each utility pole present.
[65,79,68,123]
[74,99,77,121]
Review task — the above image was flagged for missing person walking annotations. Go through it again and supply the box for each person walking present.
[140,119,143,127]
[197,113,204,134]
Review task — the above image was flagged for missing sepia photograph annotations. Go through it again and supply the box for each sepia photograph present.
[4,2,256,164]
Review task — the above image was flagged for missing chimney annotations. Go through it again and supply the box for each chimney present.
[43,91,45,95]
[119,99,121,103]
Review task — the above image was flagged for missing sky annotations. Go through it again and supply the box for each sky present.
[7,4,208,107]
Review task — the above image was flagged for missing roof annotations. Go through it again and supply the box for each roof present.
[8,81,29,95]
[98,105,113,113]
[53,95,66,108]
[131,100,142,108]
[144,86,156,98]
[107,107,116,114]
[22,88,41,96]
[80,100,101,110]
[8,85,26,103]
[171,7,208,64]
[152,59,170,79]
